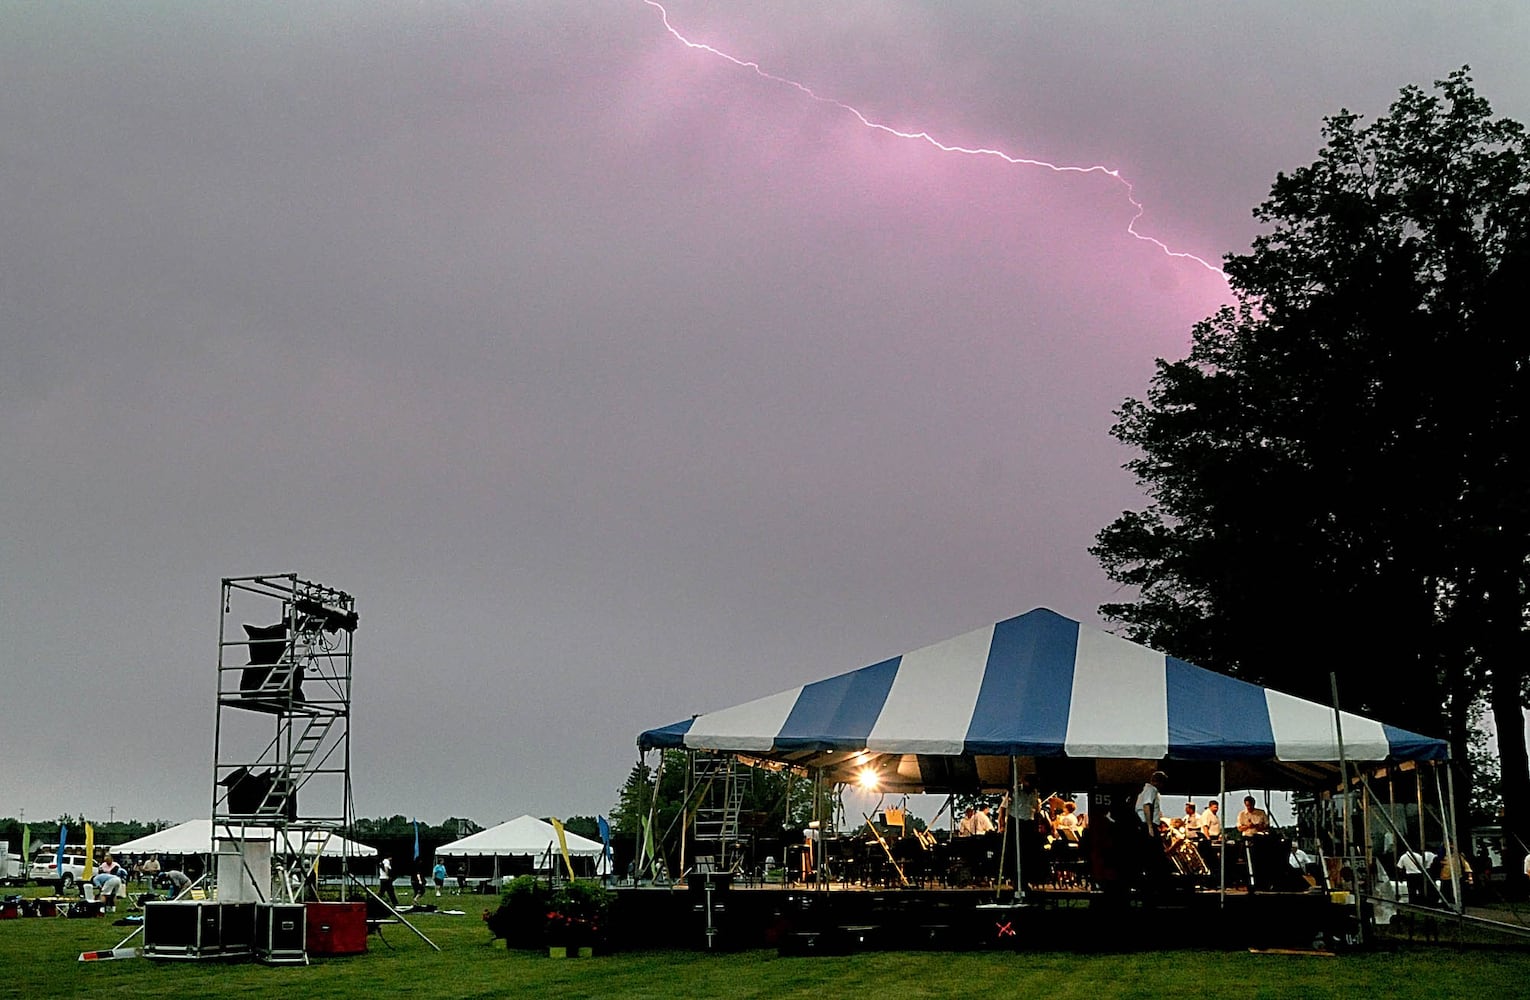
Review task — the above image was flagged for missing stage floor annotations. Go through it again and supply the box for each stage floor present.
[607,880,1348,953]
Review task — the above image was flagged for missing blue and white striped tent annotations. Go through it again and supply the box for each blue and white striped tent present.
[639,608,1448,791]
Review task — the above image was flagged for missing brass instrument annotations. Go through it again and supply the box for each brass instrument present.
[1164,830,1211,876]
[863,813,911,887]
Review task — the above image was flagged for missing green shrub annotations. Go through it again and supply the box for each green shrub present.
[483,875,552,948]
[546,880,612,946]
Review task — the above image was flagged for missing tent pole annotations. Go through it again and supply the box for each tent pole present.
[1359,771,1373,946]
[1011,756,1021,901]
[680,751,693,878]
[643,750,665,881]
[1218,761,1226,908]
[1414,766,1426,877]
[1441,763,1463,913]
[784,771,793,839]
[1389,768,1398,867]
[812,768,823,890]
[1329,672,1352,862]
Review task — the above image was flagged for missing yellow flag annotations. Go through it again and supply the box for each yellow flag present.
[548,818,576,880]
[84,823,95,881]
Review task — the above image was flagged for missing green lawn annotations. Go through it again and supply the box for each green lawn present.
[3,888,1528,999]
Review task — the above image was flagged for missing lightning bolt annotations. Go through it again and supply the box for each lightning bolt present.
[644,1,1226,278]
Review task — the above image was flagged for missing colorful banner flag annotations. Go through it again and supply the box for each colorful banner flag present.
[21,826,30,869]
[597,816,613,876]
[412,819,420,861]
[83,823,95,881]
[56,826,68,874]
[548,817,575,880]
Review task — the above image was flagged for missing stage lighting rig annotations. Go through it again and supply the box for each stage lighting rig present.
[293,597,359,634]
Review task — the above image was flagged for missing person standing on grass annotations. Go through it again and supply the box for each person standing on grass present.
[433,859,447,897]
[379,856,398,905]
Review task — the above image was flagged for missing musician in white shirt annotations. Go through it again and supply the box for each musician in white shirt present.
[1199,800,1222,840]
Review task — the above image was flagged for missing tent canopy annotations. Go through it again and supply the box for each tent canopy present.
[639,608,1449,792]
[435,815,604,858]
[110,819,377,858]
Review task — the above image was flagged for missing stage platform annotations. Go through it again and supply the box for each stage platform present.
[606,880,1352,953]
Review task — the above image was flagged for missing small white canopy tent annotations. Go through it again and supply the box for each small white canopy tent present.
[436,815,606,882]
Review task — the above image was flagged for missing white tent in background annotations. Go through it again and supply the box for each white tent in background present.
[110,819,377,858]
[436,815,603,857]
[435,815,605,882]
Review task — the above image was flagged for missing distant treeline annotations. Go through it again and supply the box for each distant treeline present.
[0,816,171,852]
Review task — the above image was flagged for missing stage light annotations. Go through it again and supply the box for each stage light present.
[294,598,358,633]
[856,767,879,791]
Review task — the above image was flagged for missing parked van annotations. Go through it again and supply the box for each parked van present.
[28,845,89,891]
[0,844,23,884]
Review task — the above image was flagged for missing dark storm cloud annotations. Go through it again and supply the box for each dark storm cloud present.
[2,1,1524,826]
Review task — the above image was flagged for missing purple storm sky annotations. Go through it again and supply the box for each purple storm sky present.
[3,1,1526,830]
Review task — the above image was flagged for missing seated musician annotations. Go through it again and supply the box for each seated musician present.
[957,807,978,837]
[973,805,995,836]
[1052,801,1081,841]
[1236,796,1270,836]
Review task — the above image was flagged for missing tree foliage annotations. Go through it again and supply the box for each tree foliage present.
[1092,69,1529,842]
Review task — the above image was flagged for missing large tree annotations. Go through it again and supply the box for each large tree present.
[1092,70,1529,850]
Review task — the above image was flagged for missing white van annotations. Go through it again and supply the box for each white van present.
[28,845,89,890]
[0,844,23,884]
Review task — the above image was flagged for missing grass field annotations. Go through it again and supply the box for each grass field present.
[3,887,1529,999]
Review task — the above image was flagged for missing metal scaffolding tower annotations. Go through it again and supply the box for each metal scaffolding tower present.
[690,752,746,872]
[212,574,358,901]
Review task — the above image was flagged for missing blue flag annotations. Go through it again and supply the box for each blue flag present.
[56,825,68,872]
[597,815,613,876]
[412,819,420,861]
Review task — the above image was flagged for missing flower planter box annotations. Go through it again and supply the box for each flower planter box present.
[548,946,568,959]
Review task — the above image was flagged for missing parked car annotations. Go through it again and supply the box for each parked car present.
[28,845,89,891]
[0,845,24,885]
